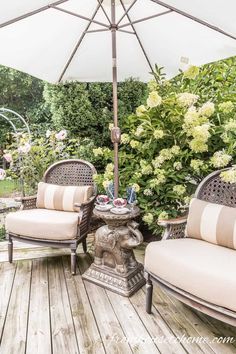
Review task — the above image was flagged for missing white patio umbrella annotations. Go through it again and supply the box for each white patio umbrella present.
[0,0,236,196]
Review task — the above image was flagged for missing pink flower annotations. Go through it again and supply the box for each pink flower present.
[3,153,12,163]
[55,130,67,141]
[0,168,6,181]
[18,142,31,154]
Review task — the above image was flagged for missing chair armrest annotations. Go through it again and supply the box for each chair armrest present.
[15,195,37,210]
[74,196,96,235]
[74,196,95,210]
[158,216,187,240]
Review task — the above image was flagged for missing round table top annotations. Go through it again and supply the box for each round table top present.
[93,205,140,221]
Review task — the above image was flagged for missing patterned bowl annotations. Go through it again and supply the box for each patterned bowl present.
[113,198,127,208]
[96,194,110,205]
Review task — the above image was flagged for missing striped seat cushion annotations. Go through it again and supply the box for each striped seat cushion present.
[36,182,93,212]
[186,198,236,249]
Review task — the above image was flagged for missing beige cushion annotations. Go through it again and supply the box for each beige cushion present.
[145,238,236,312]
[36,182,93,212]
[6,209,80,240]
[186,198,236,250]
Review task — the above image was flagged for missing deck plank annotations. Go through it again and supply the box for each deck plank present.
[0,260,32,354]
[107,290,160,353]
[130,288,186,354]
[160,286,236,354]
[0,262,16,342]
[26,259,51,354]
[62,256,105,354]
[149,286,214,354]
[48,257,79,354]
[194,311,236,349]
[78,254,133,354]
[0,242,236,354]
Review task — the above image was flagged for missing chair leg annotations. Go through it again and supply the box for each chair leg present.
[71,247,77,275]
[146,273,153,314]
[82,238,87,253]
[8,235,13,263]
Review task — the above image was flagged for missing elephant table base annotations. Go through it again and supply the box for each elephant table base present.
[82,207,145,297]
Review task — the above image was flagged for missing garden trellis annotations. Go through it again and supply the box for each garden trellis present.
[0,0,236,196]
[0,108,31,196]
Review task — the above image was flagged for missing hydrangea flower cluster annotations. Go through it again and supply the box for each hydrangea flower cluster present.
[220,168,236,184]
[218,101,234,114]
[177,92,199,107]
[210,151,232,168]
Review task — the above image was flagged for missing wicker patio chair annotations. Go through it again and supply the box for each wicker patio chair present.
[6,159,97,274]
[145,168,236,326]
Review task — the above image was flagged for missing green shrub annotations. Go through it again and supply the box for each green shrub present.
[95,62,236,234]
[43,79,147,146]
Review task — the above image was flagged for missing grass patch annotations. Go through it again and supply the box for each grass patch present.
[0,180,20,198]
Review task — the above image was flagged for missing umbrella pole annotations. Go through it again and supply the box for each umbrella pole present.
[111,0,120,198]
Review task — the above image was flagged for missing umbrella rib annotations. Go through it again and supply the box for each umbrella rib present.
[52,6,110,28]
[118,29,135,35]
[96,0,112,25]
[151,0,236,41]
[58,3,103,82]
[118,10,172,29]
[116,0,138,26]
[0,0,69,28]
[85,28,110,34]
[119,0,154,73]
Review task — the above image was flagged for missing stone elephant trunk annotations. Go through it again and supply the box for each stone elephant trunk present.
[120,220,143,249]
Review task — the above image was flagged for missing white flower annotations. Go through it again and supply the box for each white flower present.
[136,105,147,117]
[192,124,211,141]
[183,65,199,80]
[3,153,12,163]
[171,145,181,155]
[0,168,6,181]
[152,156,165,168]
[153,129,164,139]
[190,159,204,173]
[210,151,232,168]
[224,119,236,131]
[109,123,114,131]
[135,125,145,137]
[55,129,67,140]
[18,142,31,154]
[93,148,103,157]
[173,162,182,170]
[130,140,139,149]
[146,91,162,108]
[220,168,236,184]
[103,179,112,189]
[105,163,114,174]
[199,102,215,117]
[46,129,51,138]
[120,134,130,144]
[177,92,199,107]
[142,213,153,224]
[173,185,186,196]
[189,139,208,153]
[143,189,153,196]
[158,211,169,220]
[132,183,140,192]
[219,101,234,114]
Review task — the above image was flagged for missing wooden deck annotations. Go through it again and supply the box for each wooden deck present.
[0,238,236,354]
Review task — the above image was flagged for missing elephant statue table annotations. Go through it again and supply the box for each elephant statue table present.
[82,206,145,296]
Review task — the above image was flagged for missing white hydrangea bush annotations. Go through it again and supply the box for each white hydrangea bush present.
[96,65,236,234]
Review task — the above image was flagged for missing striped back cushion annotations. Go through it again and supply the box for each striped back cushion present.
[36,182,93,212]
[186,198,236,249]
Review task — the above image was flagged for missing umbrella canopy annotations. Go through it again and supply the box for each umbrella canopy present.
[0,0,236,82]
[0,0,236,196]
